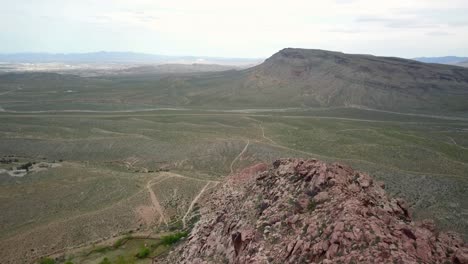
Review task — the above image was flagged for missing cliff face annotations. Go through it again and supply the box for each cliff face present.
[162,159,468,264]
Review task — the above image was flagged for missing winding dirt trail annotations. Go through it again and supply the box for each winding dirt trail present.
[146,178,168,226]
[182,182,214,228]
[160,171,220,183]
[258,124,275,144]
[448,137,468,150]
[0,88,18,96]
[242,116,275,144]
[230,140,250,174]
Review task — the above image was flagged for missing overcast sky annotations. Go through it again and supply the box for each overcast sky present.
[1,0,468,58]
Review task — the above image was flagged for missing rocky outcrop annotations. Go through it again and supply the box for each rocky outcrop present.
[162,159,467,264]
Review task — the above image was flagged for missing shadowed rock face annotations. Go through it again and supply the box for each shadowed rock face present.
[161,159,467,264]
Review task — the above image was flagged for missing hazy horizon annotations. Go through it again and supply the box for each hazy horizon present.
[0,50,264,59]
[1,50,468,61]
[1,0,468,58]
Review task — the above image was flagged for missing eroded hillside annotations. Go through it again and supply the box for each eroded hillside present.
[241,48,468,113]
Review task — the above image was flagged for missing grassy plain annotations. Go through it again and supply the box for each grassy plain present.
[0,106,467,263]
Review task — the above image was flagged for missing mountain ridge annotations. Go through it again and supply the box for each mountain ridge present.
[1,48,468,115]
[231,48,468,113]
[413,56,468,65]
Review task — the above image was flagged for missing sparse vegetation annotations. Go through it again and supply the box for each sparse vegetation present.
[113,235,131,249]
[38,258,55,264]
[135,246,150,259]
[115,255,136,264]
[98,257,111,264]
[1,98,467,262]
[18,162,33,171]
[160,231,189,246]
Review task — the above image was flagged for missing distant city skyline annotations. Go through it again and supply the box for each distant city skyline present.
[1,0,468,58]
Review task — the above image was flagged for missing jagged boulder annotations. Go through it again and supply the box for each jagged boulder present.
[161,159,467,264]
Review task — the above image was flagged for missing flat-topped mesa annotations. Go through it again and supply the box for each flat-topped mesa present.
[242,47,468,113]
[162,159,468,264]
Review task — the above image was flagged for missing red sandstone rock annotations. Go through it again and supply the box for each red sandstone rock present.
[453,248,468,264]
[160,159,467,264]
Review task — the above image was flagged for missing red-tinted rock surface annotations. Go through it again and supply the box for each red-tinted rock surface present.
[161,159,467,264]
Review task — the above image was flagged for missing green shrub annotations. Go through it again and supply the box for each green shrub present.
[99,257,111,264]
[160,231,188,246]
[135,246,150,259]
[39,258,55,264]
[18,162,33,171]
[112,236,130,248]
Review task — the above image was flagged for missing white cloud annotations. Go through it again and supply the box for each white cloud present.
[0,0,467,57]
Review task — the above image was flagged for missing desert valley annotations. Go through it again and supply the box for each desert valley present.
[0,48,467,263]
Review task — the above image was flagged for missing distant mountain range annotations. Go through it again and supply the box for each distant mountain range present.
[151,48,468,114]
[2,52,468,68]
[0,52,263,66]
[2,48,468,114]
[413,56,468,67]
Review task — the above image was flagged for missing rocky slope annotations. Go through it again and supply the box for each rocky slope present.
[241,48,468,112]
[161,159,467,263]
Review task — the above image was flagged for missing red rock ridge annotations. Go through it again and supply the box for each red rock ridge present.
[161,159,468,264]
